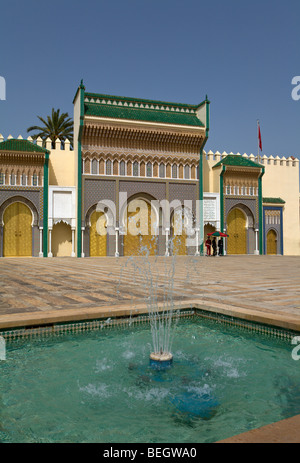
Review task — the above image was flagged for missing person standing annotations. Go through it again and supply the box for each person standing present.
[218,238,223,256]
[205,236,212,256]
[212,237,217,256]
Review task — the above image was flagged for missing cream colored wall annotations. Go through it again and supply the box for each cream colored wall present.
[48,139,75,187]
[52,222,72,257]
[261,155,300,256]
[203,150,300,256]
[203,150,228,193]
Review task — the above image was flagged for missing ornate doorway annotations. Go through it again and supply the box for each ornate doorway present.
[124,199,157,256]
[267,229,277,255]
[227,208,247,255]
[3,202,32,257]
[89,211,107,256]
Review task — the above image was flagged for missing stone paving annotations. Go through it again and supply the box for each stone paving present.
[0,255,300,328]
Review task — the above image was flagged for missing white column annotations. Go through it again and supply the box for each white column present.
[165,228,169,256]
[81,228,85,258]
[254,229,259,255]
[39,227,43,257]
[115,227,119,257]
[223,228,227,256]
[48,228,53,257]
[195,228,200,256]
[71,228,76,257]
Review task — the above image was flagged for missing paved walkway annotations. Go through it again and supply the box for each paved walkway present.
[0,255,300,329]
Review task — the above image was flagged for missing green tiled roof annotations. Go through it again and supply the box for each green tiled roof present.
[263,197,285,204]
[0,139,49,154]
[213,154,262,169]
[84,92,206,127]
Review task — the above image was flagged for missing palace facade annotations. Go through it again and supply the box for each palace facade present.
[0,82,299,257]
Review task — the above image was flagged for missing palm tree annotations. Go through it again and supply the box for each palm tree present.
[27,108,73,147]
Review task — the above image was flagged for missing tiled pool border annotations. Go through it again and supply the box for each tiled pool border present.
[0,307,298,343]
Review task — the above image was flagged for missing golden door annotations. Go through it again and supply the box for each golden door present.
[124,201,157,256]
[267,230,277,255]
[89,211,107,256]
[171,210,187,256]
[227,208,247,255]
[3,202,32,257]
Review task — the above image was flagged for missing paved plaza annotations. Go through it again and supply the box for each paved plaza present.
[0,255,300,330]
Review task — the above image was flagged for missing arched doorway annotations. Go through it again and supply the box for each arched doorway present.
[89,211,107,256]
[267,229,277,255]
[123,198,158,256]
[227,208,247,255]
[52,222,72,257]
[3,202,32,256]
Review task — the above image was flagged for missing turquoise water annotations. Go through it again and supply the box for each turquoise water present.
[1,318,300,443]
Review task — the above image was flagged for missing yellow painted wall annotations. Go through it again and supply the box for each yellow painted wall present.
[203,151,300,256]
[262,156,300,255]
[52,222,72,257]
[49,140,76,187]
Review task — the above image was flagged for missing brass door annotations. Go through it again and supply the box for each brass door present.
[267,230,277,255]
[227,208,247,255]
[124,201,157,256]
[90,211,107,256]
[3,202,32,257]
[171,209,187,256]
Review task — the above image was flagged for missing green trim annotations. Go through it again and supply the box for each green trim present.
[258,167,265,255]
[77,81,85,257]
[43,152,49,257]
[213,154,262,169]
[220,166,225,235]
[0,138,49,154]
[85,92,206,111]
[263,197,285,204]
[199,147,204,254]
[84,102,204,127]
[205,97,210,138]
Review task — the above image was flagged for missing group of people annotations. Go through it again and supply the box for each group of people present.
[205,236,224,256]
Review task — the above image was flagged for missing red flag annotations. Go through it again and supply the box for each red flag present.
[258,122,262,151]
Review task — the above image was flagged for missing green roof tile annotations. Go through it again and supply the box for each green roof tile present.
[84,102,204,127]
[83,92,207,127]
[263,197,285,204]
[0,139,49,154]
[213,154,262,169]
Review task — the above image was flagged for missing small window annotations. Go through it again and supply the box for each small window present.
[106,160,112,175]
[32,174,38,186]
[249,187,254,196]
[0,173,4,185]
[10,173,15,186]
[120,161,125,176]
[92,159,98,175]
[184,165,190,179]
[133,161,139,177]
[21,174,27,186]
[159,163,165,178]
[172,164,178,179]
[146,162,152,177]
[226,185,231,195]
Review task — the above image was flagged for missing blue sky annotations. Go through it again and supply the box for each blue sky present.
[0,0,299,159]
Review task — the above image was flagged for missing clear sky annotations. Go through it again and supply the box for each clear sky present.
[0,0,299,159]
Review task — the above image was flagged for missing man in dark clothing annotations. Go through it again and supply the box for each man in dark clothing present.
[218,238,223,256]
[212,237,217,256]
